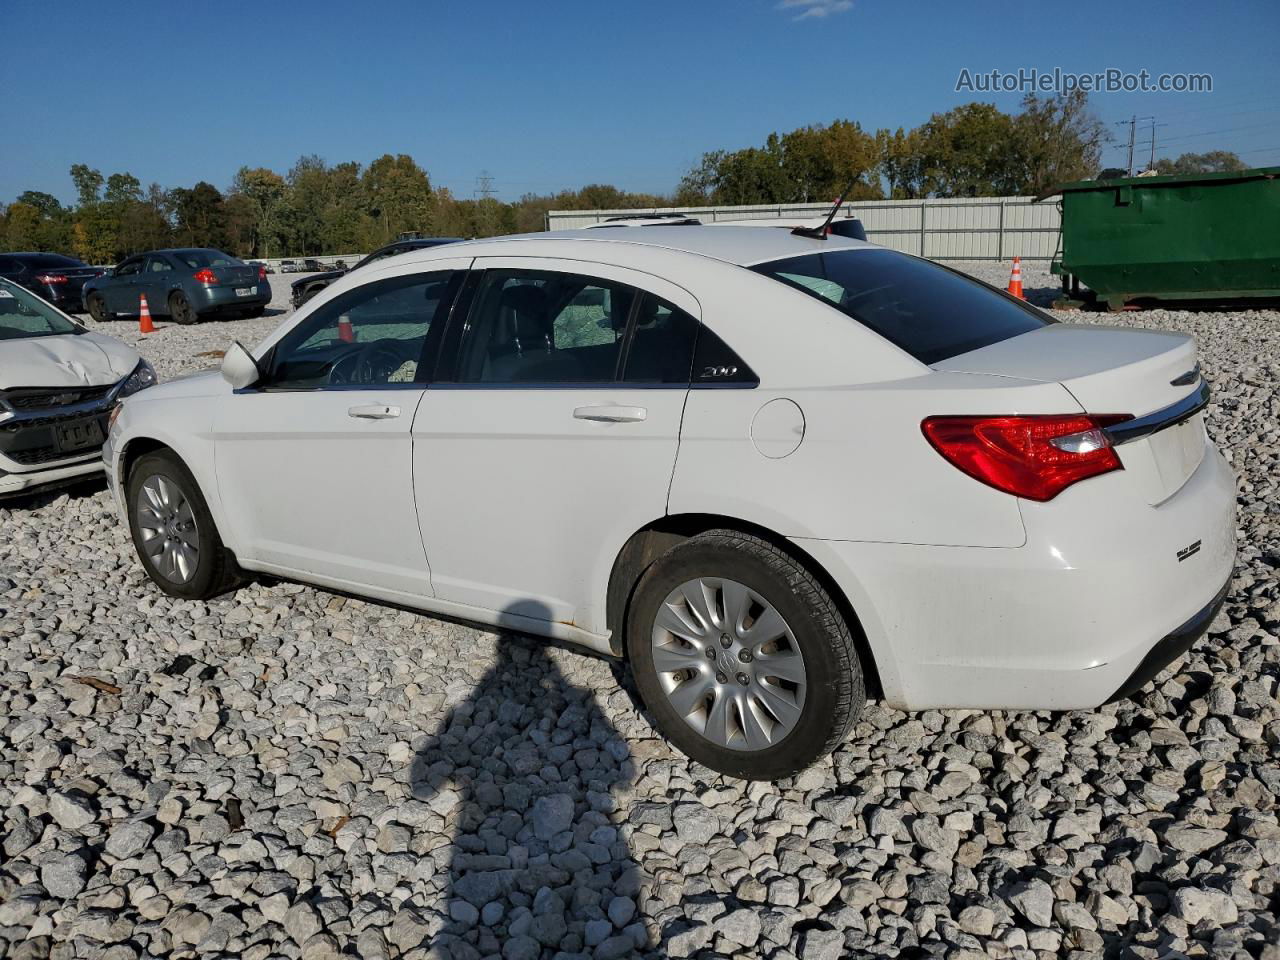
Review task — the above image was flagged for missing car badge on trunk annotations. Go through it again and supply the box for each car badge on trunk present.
[1177,539,1202,562]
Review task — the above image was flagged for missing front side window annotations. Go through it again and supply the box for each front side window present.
[455,270,637,383]
[266,271,461,389]
[0,279,82,340]
[115,258,143,277]
[752,248,1050,365]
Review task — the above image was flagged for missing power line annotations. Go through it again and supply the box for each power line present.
[1111,94,1280,125]
[1107,94,1280,126]
[1106,119,1276,154]
[1155,121,1276,147]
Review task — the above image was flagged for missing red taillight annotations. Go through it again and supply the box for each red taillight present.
[921,414,1131,502]
[193,268,218,284]
[36,274,69,284]
[258,266,267,281]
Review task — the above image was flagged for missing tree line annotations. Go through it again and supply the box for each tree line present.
[0,93,1249,262]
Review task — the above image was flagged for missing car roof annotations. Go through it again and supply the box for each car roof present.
[440,226,873,268]
[4,252,85,260]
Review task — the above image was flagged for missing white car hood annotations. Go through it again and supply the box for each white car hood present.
[0,332,140,390]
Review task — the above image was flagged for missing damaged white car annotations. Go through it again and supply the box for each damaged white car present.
[0,277,156,496]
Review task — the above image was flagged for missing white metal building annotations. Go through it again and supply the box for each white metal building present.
[546,196,1063,261]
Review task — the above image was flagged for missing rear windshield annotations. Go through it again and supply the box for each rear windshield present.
[174,249,243,269]
[20,254,86,269]
[0,279,82,340]
[752,248,1049,364]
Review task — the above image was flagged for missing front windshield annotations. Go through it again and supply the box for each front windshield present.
[0,279,82,340]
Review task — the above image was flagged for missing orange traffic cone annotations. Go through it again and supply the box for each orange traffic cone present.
[1006,257,1024,300]
[337,314,354,343]
[139,293,155,334]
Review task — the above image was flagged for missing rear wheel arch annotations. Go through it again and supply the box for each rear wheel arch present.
[606,512,883,699]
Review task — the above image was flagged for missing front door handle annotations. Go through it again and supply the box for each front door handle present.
[348,403,400,420]
[573,405,647,423]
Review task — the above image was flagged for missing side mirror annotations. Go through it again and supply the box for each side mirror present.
[221,340,262,390]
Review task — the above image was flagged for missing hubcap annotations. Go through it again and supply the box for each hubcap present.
[650,577,807,752]
[136,475,199,583]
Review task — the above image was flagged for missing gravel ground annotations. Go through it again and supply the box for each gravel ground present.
[2,264,1278,960]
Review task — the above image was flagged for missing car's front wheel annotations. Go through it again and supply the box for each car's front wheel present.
[126,450,240,600]
[627,529,865,780]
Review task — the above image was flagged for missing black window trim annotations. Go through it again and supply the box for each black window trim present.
[249,269,464,394]
[429,266,743,391]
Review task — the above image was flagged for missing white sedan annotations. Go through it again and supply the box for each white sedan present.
[0,277,156,497]
[103,227,1236,779]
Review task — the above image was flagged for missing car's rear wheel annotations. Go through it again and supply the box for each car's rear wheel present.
[168,291,199,325]
[86,293,111,323]
[126,450,240,600]
[627,529,865,780]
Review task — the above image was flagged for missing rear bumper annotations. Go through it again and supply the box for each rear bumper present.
[1106,576,1231,702]
[40,283,89,313]
[194,284,270,312]
[796,442,1237,710]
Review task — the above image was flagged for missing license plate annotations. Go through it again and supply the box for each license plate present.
[236,287,254,297]
[55,419,104,453]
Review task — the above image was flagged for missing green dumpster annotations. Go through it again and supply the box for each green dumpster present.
[1041,166,1280,310]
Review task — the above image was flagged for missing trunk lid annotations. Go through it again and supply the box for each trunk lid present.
[934,324,1207,504]
[214,265,259,287]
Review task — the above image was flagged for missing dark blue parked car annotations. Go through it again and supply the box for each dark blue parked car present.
[0,252,103,314]
[82,248,269,324]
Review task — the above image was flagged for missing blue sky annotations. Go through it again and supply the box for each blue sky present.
[4,0,1278,204]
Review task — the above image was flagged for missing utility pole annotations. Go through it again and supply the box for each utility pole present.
[1115,115,1154,177]
[1147,118,1167,173]
[474,171,497,200]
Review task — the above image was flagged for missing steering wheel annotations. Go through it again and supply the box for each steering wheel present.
[327,341,409,385]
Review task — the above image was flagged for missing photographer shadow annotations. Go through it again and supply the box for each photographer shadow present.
[408,600,648,957]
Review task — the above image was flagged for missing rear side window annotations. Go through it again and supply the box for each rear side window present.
[455,270,636,383]
[753,249,1049,364]
[623,294,698,383]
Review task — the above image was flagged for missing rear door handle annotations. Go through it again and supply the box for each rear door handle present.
[573,405,647,423]
[348,403,400,420]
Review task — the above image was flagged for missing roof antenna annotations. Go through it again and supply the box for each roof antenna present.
[792,180,855,239]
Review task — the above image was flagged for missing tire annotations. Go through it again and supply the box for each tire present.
[86,293,111,323]
[168,291,199,325]
[627,529,865,780]
[126,450,240,600]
